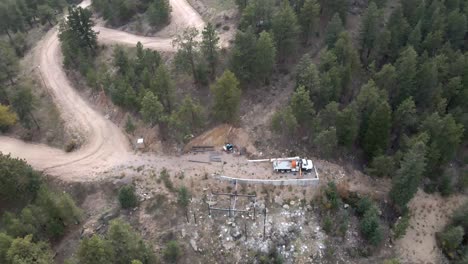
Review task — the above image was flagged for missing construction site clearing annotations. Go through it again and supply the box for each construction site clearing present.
[186,145,319,186]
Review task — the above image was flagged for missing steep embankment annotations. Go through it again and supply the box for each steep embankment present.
[0,0,204,181]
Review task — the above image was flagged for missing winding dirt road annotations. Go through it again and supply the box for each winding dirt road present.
[0,0,204,181]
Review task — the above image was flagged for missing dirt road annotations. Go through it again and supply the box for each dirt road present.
[0,0,204,181]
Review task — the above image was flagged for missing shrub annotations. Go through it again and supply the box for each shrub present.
[360,210,383,246]
[356,196,373,216]
[257,247,283,264]
[439,174,453,197]
[65,140,77,152]
[452,202,468,230]
[324,181,340,210]
[393,213,410,239]
[160,168,173,191]
[163,240,181,263]
[118,185,138,209]
[366,155,395,177]
[177,186,190,208]
[125,116,135,134]
[437,225,464,259]
[322,215,333,234]
[337,211,349,237]
[0,153,41,204]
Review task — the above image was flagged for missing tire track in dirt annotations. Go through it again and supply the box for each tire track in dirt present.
[0,0,204,181]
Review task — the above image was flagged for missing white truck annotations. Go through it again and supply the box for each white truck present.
[272,157,314,173]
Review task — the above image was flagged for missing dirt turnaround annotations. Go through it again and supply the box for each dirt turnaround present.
[0,0,204,181]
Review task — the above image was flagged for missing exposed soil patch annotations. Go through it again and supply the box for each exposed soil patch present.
[396,191,468,264]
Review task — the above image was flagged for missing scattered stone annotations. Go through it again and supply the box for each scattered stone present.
[283,204,290,210]
[230,227,242,240]
[190,239,198,252]
[223,241,235,250]
[274,196,284,205]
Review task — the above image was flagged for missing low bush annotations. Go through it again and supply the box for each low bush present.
[118,185,138,209]
[160,168,173,191]
[393,213,410,239]
[437,226,464,259]
[163,240,181,263]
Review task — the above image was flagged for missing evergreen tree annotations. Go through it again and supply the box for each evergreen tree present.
[360,209,383,245]
[152,64,174,113]
[239,0,274,32]
[386,7,410,59]
[390,140,427,210]
[290,86,315,127]
[374,64,397,106]
[318,101,339,129]
[360,2,383,63]
[324,0,348,22]
[0,42,19,85]
[210,70,241,123]
[408,21,422,51]
[172,27,199,82]
[230,27,257,83]
[12,85,36,129]
[272,0,300,60]
[113,46,130,75]
[0,233,12,264]
[107,220,156,264]
[6,235,53,264]
[37,5,55,26]
[201,23,220,79]
[297,63,323,107]
[394,97,418,138]
[336,104,359,147]
[58,6,98,69]
[271,106,298,137]
[356,80,384,144]
[395,46,418,104]
[177,186,191,222]
[363,100,391,158]
[326,13,344,48]
[140,91,164,126]
[299,0,320,43]
[61,6,98,51]
[421,113,464,171]
[169,96,204,141]
[147,0,171,27]
[415,57,439,110]
[78,235,115,264]
[446,9,467,48]
[333,32,360,94]
[313,127,338,158]
[254,31,276,84]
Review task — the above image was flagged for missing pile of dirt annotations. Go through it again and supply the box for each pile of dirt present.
[183,124,258,155]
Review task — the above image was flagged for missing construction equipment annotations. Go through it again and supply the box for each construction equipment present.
[223,143,234,152]
[249,157,314,173]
